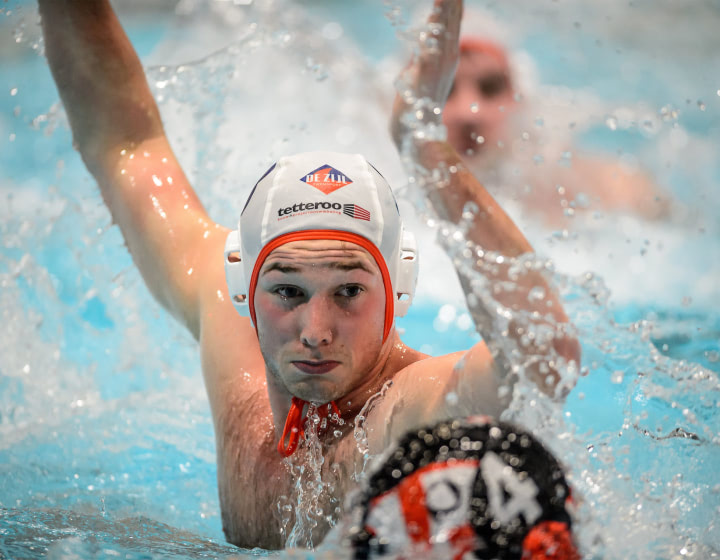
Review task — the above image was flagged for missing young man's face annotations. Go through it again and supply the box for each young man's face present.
[254,239,388,405]
[443,49,515,159]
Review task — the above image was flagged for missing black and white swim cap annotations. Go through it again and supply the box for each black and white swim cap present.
[346,418,579,559]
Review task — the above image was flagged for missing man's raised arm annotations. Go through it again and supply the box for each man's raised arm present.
[39,0,225,338]
[392,0,580,396]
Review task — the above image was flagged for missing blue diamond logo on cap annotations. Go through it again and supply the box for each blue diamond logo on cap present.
[300,165,353,195]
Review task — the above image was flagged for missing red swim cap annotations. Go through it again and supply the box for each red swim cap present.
[460,36,510,69]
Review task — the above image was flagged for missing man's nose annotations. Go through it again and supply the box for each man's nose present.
[461,89,500,121]
[299,296,334,348]
[447,86,487,126]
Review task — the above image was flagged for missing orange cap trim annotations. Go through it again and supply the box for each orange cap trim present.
[248,229,394,343]
[459,37,509,68]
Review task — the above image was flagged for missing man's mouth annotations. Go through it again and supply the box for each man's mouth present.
[292,360,341,375]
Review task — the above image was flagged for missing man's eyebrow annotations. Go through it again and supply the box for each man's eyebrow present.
[327,260,373,273]
[262,262,301,275]
[262,260,373,275]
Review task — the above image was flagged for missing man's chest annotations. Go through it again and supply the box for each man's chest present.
[215,406,361,549]
[214,400,289,548]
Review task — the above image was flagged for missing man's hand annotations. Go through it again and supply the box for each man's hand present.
[391,0,463,146]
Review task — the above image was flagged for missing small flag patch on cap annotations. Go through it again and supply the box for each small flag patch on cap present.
[300,165,353,194]
[343,204,371,221]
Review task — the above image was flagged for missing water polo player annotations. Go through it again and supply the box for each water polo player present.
[436,29,670,225]
[39,0,580,551]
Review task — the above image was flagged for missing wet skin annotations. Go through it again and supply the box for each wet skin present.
[255,239,393,408]
[202,239,431,548]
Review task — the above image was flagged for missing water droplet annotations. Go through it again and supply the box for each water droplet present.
[437,303,457,324]
[462,201,479,221]
[659,105,679,122]
[525,285,547,304]
[611,370,624,384]
[575,192,590,208]
[470,102,479,113]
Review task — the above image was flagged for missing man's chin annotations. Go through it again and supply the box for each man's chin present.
[287,378,342,405]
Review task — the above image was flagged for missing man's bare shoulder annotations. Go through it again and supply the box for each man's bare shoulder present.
[391,340,494,385]
[362,340,498,455]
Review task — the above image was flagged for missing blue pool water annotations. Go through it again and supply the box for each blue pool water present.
[1,0,719,558]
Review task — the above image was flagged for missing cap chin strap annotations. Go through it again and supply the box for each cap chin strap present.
[278,397,342,457]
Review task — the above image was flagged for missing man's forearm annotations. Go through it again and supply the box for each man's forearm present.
[413,141,532,256]
[411,139,580,393]
[38,0,216,338]
[38,0,164,177]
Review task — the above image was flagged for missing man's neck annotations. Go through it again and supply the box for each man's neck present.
[266,332,404,442]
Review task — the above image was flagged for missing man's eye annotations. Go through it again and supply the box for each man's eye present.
[338,285,363,298]
[478,73,508,98]
[275,286,302,299]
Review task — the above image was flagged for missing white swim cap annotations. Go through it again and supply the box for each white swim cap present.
[224,151,418,341]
